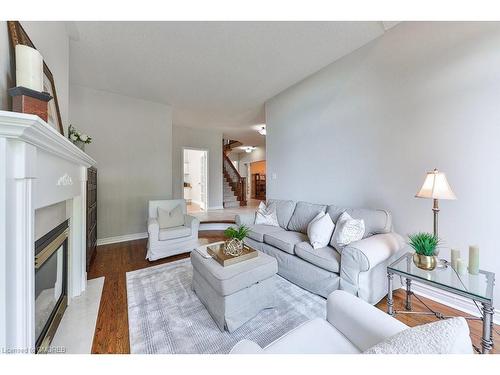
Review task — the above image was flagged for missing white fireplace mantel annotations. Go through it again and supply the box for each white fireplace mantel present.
[0,110,96,352]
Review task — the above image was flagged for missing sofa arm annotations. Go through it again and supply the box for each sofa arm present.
[235,213,255,226]
[340,232,405,291]
[147,217,159,241]
[326,290,407,352]
[184,214,200,234]
[230,339,265,354]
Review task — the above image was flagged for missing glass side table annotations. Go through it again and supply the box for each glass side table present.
[387,252,495,354]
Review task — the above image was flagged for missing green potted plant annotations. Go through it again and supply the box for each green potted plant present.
[223,225,250,256]
[408,232,440,270]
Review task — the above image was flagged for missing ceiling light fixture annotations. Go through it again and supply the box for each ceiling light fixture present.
[245,146,256,153]
[257,125,266,136]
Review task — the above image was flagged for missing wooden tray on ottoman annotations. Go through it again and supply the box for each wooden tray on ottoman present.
[207,242,258,267]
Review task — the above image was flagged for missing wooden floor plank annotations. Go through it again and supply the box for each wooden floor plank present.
[89,232,499,354]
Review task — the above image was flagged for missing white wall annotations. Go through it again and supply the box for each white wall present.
[173,125,223,209]
[70,84,173,239]
[0,22,69,130]
[266,22,500,304]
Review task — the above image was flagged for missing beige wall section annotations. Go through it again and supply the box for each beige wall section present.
[0,21,69,130]
[266,22,500,304]
[172,125,223,209]
[70,84,173,239]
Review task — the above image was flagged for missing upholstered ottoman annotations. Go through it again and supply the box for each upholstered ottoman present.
[190,248,278,332]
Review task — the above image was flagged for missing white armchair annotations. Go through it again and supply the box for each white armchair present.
[230,290,473,354]
[146,199,200,261]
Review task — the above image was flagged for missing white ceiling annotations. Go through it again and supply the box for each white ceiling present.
[69,21,387,144]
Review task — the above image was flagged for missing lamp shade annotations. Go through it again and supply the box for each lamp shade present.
[415,169,456,200]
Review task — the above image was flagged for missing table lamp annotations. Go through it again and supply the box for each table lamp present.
[415,168,456,238]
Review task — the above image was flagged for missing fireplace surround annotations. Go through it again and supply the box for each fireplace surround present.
[0,111,96,353]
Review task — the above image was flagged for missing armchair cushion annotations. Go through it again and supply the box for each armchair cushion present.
[158,205,184,229]
[158,225,191,241]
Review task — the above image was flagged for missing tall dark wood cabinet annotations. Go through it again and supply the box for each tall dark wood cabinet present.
[86,167,97,271]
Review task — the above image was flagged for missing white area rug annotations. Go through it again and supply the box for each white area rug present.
[126,259,326,354]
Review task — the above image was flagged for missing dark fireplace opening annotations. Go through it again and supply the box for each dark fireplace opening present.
[34,220,68,354]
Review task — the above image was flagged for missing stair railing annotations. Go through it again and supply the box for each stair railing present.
[223,153,247,206]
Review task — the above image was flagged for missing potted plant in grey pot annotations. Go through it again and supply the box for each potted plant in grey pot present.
[408,232,440,270]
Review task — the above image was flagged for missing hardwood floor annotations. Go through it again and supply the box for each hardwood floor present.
[88,232,499,354]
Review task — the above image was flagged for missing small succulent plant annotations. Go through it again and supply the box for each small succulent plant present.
[408,232,440,256]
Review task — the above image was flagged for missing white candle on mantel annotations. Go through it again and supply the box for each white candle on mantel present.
[456,258,467,275]
[468,245,480,275]
[15,44,43,92]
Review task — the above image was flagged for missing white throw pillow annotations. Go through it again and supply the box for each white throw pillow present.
[330,212,365,252]
[364,317,473,354]
[157,205,184,229]
[307,212,335,249]
[254,201,280,227]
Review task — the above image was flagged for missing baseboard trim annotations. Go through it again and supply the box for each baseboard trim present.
[407,281,499,325]
[97,232,148,246]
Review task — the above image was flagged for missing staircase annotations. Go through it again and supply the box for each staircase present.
[223,178,241,208]
[223,150,247,208]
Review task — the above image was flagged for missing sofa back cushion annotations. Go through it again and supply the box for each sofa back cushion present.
[326,205,392,238]
[287,201,327,234]
[267,199,297,229]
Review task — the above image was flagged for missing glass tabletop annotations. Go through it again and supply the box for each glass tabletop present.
[388,252,495,304]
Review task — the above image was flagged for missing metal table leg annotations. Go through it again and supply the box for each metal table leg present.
[405,278,412,311]
[387,273,394,316]
[481,302,494,354]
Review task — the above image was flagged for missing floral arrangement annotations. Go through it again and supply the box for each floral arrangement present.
[68,124,92,144]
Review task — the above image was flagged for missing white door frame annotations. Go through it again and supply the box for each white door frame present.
[182,147,209,211]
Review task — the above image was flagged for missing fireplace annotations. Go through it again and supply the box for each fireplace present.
[0,111,96,352]
[34,220,68,353]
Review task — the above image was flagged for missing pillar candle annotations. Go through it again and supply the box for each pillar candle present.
[456,258,467,275]
[450,248,460,270]
[468,245,479,275]
[15,44,43,92]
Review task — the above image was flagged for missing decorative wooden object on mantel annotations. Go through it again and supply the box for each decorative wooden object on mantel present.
[8,86,52,122]
[86,166,98,271]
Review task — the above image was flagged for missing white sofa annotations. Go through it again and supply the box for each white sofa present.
[230,290,473,354]
[146,199,200,261]
[236,200,406,304]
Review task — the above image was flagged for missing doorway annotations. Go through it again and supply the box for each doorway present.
[183,148,208,213]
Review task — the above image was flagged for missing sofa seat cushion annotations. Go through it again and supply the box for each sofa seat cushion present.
[264,230,307,254]
[265,318,361,354]
[247,224,285,242]
[159,225,191,241]
[295,242,341,273]
[287,201,327,234]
